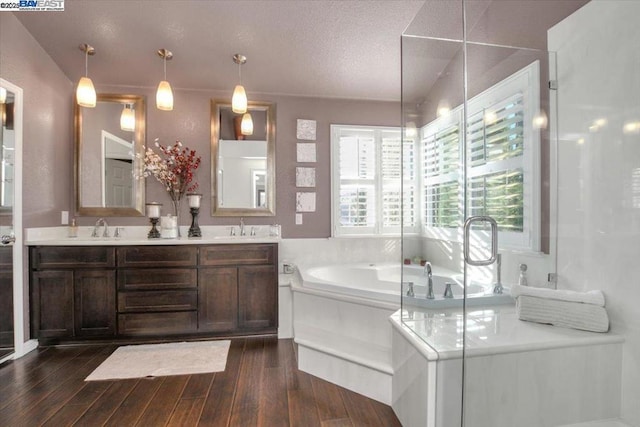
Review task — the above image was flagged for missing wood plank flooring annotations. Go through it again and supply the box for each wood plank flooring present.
[0,337,401,426]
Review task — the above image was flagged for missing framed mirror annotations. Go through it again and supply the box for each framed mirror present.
[75,93,146,216]
[211,99,276,216]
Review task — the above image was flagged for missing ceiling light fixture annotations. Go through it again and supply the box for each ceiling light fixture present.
[232,54,248,114]
[0,87,6,104]
[156,48,174,111]
[120,104,135,132]
[76,43,96,108]
[241,112,254,136]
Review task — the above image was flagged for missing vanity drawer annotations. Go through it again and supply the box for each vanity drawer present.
[199,244,275,266]
[31,246,115,269]
[118,311,197,336]
[118,268,197,291]
[117,246,197,268]
[118,290,197,312]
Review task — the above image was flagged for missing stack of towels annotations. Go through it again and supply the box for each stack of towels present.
[510,284,609,333]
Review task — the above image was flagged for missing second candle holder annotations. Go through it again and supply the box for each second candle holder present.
[186,193,202,238]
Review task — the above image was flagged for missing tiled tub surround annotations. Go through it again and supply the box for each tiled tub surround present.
[391,308,624,427]
[291,267,398,404]
[291,261,513,405]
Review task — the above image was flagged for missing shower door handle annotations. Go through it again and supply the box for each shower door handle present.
[463,216,498,266]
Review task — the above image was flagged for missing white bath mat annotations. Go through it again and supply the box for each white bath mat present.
[85,340,230,381]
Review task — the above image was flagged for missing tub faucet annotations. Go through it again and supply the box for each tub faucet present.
[443,282,454,298]
[404,281,415,297]
[423,262,435,299]
[91,218,109,238]
[240,217,246,236]
[493,253,504,294]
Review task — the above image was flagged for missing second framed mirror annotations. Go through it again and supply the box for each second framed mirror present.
[211,99,276,216]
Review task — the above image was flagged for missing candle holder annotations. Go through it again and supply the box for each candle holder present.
[186,193,202,238]
[146,202,162,239]
[188,207,202,237]
[148,217,161,239]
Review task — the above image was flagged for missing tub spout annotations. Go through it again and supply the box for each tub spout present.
[424,262,435,299]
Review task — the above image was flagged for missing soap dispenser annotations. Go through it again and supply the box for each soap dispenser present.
[518,263,528,286]
[68,217,78,238]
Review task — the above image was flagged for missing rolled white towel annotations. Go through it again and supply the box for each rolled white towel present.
[516,295,609,333]
[510,284,605,307]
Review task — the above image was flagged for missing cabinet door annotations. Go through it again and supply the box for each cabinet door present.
[74,270,116,337]
[238,265,277,331]
[32,270,74,338]
[198,267,238,332]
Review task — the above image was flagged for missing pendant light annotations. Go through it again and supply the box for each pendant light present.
[156,48,174,111]
[241,112,253,135]
[120,104,135,132]
[0,87,6,104]
[232,54,248,114]
[76,43,96,108]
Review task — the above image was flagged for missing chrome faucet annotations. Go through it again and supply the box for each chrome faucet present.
[493,253,504,294]
[240,217,246,236]
[424,261,435,299]
[91,218,109,238]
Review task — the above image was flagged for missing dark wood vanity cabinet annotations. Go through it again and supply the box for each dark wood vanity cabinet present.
[30,247,116,339]
[116,246,199,336]
[30,243,278,343]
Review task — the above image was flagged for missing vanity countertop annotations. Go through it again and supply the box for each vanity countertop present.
[25,226,281,246]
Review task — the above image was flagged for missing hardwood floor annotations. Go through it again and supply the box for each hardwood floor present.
[0,337,401,426]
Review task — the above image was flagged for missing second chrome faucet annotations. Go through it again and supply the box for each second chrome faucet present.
[424,261,435,299]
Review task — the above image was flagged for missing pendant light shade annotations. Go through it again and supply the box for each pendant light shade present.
[120,104,135,132]
[0,87,6,104]
[241,112,254,136]
[231,54,248,114]
[156,49,174,111]
[232,85,247,114]
[76,44,96,108]
[156,80,173,111]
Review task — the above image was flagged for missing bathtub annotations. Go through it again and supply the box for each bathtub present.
[299,262,514,308]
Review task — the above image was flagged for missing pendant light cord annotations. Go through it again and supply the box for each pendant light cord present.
[163,57,167,80]
[84,50,89,77]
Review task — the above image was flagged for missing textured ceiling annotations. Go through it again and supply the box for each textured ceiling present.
[16,0,425,102]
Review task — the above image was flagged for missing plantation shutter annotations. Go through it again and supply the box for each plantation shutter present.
[331,125,418,236]
[466,94,525,232]
[423,119,461,228]
[382,131,416,230]
[337,130,376,230]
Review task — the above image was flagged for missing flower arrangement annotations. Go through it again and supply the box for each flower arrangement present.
[141,138,201,200]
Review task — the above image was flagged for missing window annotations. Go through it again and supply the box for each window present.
[422,61,541,250]
[331,125,417,236]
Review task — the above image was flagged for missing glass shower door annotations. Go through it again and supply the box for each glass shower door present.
[0,80,16,362]
[461,2,559,425]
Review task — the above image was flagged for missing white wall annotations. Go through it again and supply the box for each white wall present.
[549,1,640,424]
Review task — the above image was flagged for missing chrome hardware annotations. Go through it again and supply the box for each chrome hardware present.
[91,218,109,238]
[1,235,15,245]
[548,272,558,289]
[404,282,415,297]
[443,282,454,298]
[114,227,124,238]
[463,216,498,266]
[424,262,434,299]
[240,217,245,236]
[250,226,256,236]
[230,227,236,236]
[493,253,504,294]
